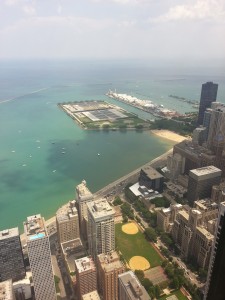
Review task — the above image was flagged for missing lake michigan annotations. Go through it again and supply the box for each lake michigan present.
[0,60,225,231]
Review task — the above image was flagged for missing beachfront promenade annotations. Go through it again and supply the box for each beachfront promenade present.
[20,148,172,244]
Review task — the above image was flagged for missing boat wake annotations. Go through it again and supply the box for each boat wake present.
[0,87,49,105]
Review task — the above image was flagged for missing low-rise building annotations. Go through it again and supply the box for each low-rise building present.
[13,277,32,300]
[0,280,15,300]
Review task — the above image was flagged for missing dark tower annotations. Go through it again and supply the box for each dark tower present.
[204,202,225,300]
[197,82,218,126]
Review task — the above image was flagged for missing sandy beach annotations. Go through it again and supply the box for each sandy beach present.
[151,129,188,143]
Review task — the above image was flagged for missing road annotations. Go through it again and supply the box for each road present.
[95,148,172,199]
[156,238,205,289]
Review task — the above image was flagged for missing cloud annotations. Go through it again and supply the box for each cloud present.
[23,5,36,15]
[151,0,225,22]
[4,0,19,6]
[57,4,62,15]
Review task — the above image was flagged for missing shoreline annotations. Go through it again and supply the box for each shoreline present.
[151,129,188,143]
[20,148,172,243]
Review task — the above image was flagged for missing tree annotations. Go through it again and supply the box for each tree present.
[141,278,153,291]
[160,232,173,248]
[145,227,157,243]
[135,124,143,130]
[134,270,144,282]
[122,215,128,223]
[170,276,180,289]
[113,196,122,206]
[154,285,161,298]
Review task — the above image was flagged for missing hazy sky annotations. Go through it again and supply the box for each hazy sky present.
[0,0,225,65]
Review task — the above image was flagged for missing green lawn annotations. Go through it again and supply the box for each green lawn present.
[115,223,163,268]
[158,289,188,300]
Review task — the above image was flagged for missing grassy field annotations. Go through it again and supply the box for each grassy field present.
[115,223,163,268]
[158,290,188,300]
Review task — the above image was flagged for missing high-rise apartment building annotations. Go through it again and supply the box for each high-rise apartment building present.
[157,204,183,232]
[56,200,80,244]
[76,180,94,239]
[187,166,221,207]
[206,103,225,149]
[0,279,15,300]
[204,202,225,300]
[211,182,225,204]
[197,82,218,125]
[118,271,150,300]
[75,256,97,300]
[87,199,115,259]
[97,251,125,300]
[0,228,25,282]
[24,215,56,300]
[171,200,218,269]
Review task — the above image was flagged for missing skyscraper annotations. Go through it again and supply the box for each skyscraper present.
[56,200,80,244]
[75,256,97,300]
[24,214,56,300]
[197,81,218,126]
[97,251,125,300]
[187,166,222,207]
[0,227,25,282]
[87,199,115,259]
[76,180,94,239]
[204,202,225,300]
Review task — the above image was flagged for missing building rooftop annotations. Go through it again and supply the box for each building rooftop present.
[87,199,115,220]
[179,210,189,221]
[190,165,221,178]
[75,256,96,274]
[194,199,218,211]
[0,227,19,241]
[0,280,14,300]
[141,166,163,180]
[196,227,214,240]
[76,180,93,200]
[118,271,150,300]
[98,251,124,273]
[24,214,46,241]
[82,290,101,300]
[56,200,78,223]
[129,182,160,199]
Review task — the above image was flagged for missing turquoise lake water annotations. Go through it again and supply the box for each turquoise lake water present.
[0,60,225,231]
